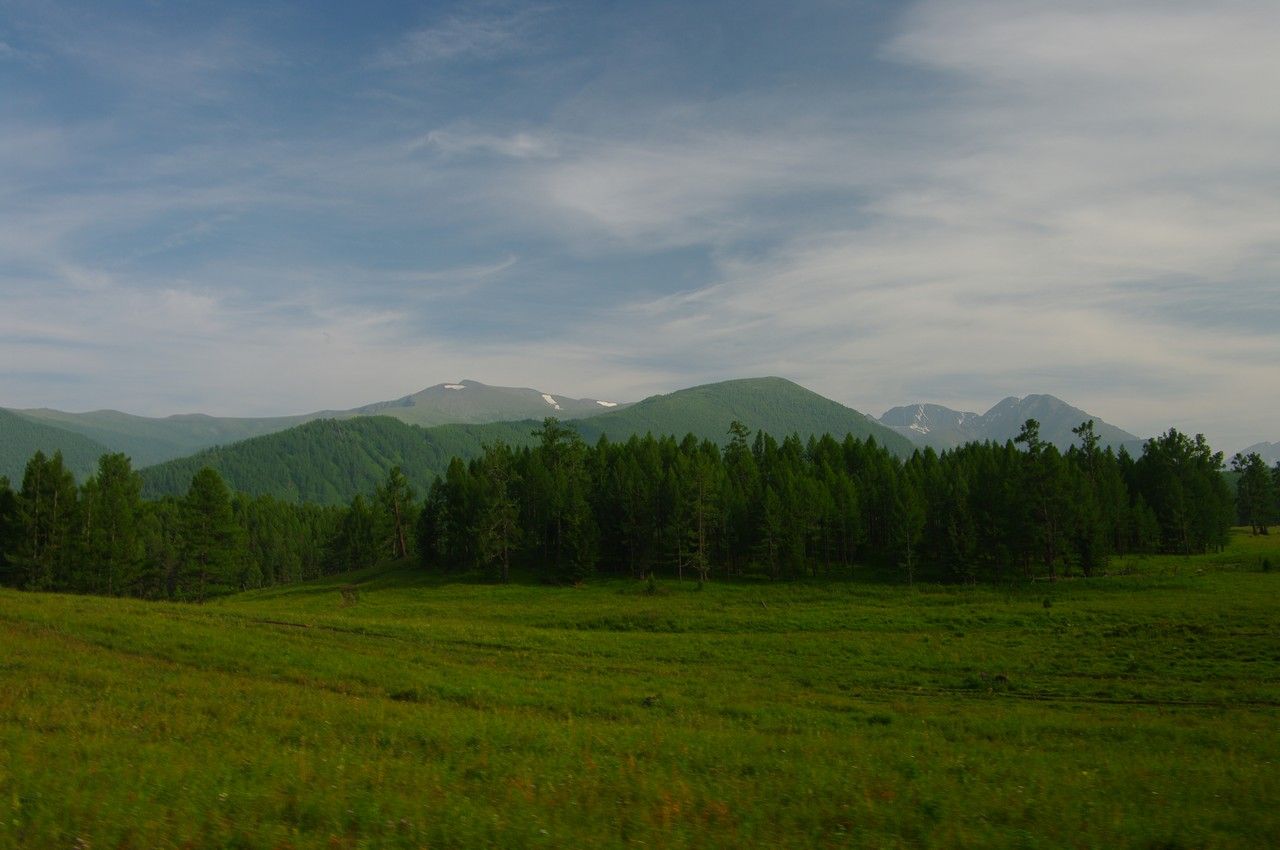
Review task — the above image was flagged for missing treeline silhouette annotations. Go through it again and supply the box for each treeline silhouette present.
[1,418,1273,599]
[0,453,343,599]
[417,419,1250,584]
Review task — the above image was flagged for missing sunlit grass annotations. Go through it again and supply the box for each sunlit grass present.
[1,530,1277,848]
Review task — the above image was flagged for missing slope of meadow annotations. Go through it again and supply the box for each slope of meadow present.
[1,532,1277,848]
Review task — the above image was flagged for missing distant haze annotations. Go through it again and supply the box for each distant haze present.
[2,1,1277,452]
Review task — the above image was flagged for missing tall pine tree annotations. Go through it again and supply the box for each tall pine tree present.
[179,468,241,600]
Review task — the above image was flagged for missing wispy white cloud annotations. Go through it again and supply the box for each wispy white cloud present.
[3,0,1278,450]
[0,272,676,416]
[436,0,1279,446]
[3,3,278,100]
[417,127,557,159]
[534,133,836,248]
[373,5,549,67]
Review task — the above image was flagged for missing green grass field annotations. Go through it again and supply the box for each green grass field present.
[2,532,1278,849]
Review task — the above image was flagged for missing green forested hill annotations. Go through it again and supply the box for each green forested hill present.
[573,377,915,455]
[13,377,909,482]
[13,408,316,468]
[138,417,542,504]
[0,409,111,482]
[137,377,915,504]
[10,381,622,468]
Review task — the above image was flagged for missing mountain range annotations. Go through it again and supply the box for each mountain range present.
[2,380,625,478]
[878,395,1145,453]
[134,378,914,503]
[348,379,624,427]
[2,376,1212,502]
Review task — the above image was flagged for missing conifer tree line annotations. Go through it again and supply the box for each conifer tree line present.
[416,418,1258,583]
[0,419,1273,598]
[1231,450,1280,535]
[0,452,346,599]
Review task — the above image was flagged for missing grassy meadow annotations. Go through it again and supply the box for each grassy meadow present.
[1,531,1278,849]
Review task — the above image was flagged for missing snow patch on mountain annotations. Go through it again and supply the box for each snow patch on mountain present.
[541,393,562,410]
[880,395,1139,452]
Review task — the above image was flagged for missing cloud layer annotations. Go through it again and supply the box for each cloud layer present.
[1,0,1277,450]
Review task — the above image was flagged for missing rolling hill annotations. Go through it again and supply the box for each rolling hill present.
[6,381,627,469]
[880,394,1143,453]
[137,417,542,504]
[572,377,914,453]
[0,409,112,483]
[349,379,625,427]
[138,377,914,503]
[12,407,315,469]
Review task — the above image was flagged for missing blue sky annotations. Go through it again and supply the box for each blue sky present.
[2,0,1277,450]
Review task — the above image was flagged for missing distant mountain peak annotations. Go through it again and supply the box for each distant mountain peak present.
[880,403,980,441]
[7,378,633,470]
[570,376,915,456]
[1238,441,1280,464]
[879,394,1140,452]
[348,379,630,427]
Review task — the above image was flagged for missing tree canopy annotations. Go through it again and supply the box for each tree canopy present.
[0,419,1255,599]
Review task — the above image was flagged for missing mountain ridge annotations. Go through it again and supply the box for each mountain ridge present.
[342,379,626,427]
[1237,441,1280,465]
[880,393,1143,453]
[5,380,630,469]
[137,377,914,503]
[573,377,913,453]
[6,380,1206,489]
[0,409,112,483]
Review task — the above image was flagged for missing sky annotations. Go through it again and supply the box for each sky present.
[1,0,1277,451]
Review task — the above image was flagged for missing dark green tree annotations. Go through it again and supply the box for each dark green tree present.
[417,480,447,568]
[614,447,659,578]
[1134,430,1232,554]
[333,494,379,571]
[888,474,925,584]
[14,451,79,590]
[721,422,759,575]
[530,418,596,583]
[476,442,521,582]
[0,476,18,585]
[375,466,415,560]
[758,485,784,579]
[1068,421,1112,576]
[676,441,722,584]
[179,467,242,599]
[81,453,145,595]
[139,498,183,598]
[1232,452,1276,535]
[1015,419,1072,578]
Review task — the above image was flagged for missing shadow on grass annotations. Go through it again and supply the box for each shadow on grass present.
[223,526,1280,605]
